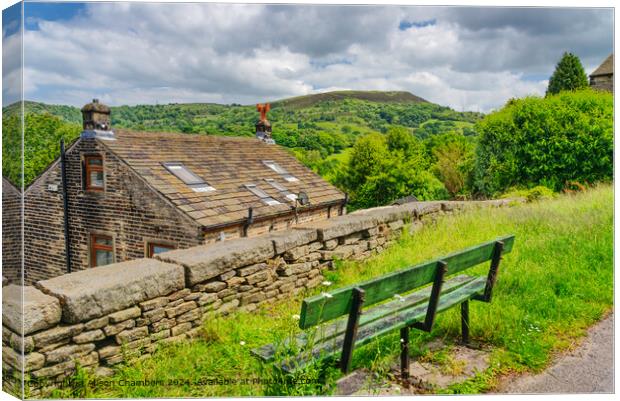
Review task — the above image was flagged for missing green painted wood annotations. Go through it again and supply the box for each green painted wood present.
[282,276,486,372]
[251,274,478,362]
[299,235,515,329]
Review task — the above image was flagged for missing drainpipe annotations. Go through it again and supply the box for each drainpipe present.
[60,139,72,273]
[341,193,349,215]
[243,207,254,237]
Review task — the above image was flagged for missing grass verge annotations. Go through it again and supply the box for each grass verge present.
[50,185,613,397]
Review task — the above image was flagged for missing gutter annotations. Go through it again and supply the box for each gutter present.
[201,198,346,234]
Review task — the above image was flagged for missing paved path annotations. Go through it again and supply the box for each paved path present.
[497,313,614,394]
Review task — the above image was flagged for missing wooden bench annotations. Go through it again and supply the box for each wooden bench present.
[252,235,515,378]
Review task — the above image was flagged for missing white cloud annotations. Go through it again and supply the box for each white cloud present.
[10,4,613,112]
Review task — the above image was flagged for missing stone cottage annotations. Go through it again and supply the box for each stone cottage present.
[589,53,614,93]
[6,100,346,284]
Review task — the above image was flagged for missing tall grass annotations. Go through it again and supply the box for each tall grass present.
[51,185,613,397]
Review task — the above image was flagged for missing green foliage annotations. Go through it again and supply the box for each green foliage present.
[473,89,613,196]
[427,133,476,197]
[2,113,81,186]
[546,52,589,95]
[336,128,449,209]
[501,185,556,203]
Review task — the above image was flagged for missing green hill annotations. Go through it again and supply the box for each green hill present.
[2,91,483,187]
[271,90,428,109]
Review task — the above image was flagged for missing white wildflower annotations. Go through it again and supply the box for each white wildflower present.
[322,292,333,299]
[322,281,333,286]
[240,341,246,346]
[292,314,301,320]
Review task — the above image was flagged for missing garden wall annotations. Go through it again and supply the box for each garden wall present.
[2,198,517,396]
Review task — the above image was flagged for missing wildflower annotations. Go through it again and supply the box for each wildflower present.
[240,341,246,346]
[322,281,333,286]
[394,294,405,302]
[322,292,333,299]
[292,314,301,320]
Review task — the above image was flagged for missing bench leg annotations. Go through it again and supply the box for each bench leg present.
[461,300,470,344]
[340,287,365,373]
[400,327,410,379]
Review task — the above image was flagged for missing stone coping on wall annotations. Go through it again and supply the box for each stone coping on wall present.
[35,258,185,324]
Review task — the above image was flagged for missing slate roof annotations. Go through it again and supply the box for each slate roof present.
[591,54,614,77]
[100,130,345,229]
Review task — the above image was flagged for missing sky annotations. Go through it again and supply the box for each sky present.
[1,2,614,112]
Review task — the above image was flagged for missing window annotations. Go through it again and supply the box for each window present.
[262,160,298,182]
[147,242,175,258]
[265,178,297,202]
[85,155,104,191]
[90,234,114,267]
[163,162,215,192]
[245,184,281,206]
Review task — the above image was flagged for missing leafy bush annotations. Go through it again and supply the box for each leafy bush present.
[336,129,449,209]
[473,89,613,196]
[2,113,81,187]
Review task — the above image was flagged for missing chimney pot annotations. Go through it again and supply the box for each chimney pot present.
[81,99,114,140]
[256,103,274,144]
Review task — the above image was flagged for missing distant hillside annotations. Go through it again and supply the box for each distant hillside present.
[272,90,428,109]
[2,91,483,187]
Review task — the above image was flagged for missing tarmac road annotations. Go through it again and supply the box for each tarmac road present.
[497,312,614,394]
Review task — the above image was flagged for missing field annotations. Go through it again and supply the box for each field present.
[50,185,613,398]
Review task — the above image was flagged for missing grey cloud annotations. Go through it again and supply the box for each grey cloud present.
[15,3,614,112]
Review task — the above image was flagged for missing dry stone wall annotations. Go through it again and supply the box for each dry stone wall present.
[1,199,518,396]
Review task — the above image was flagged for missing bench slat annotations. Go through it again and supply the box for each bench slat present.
[299,235,514,329]
[282,276,486,372]
[251,274,479,362]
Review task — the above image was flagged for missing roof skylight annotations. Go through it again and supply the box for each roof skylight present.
[265,178,297,202]
[263,160,298,182]
[245,184,281,206]
[163,162,215,193]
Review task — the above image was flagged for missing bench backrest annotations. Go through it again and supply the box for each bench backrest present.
[299,235,515,329]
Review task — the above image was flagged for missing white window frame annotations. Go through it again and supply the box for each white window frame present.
[263,160,299,182]
[265,178,298,202]
[245,183,281,206]
[162,162,215,192]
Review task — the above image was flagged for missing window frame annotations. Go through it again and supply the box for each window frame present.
[90,233,114,267]
[244,183,281,206]
[262,160,299,182]
[84,155,105,191]
[162,162,215,192]
[146,242,175,258]
[265,178,297,202]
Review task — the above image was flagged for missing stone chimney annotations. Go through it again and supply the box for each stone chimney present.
[256,103,275,144]
[80,99,115,140]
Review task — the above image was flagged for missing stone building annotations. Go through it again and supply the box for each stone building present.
[6,100,346,284]
[589,53,614,93]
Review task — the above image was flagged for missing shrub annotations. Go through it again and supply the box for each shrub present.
[473,89,613,196]
[336,130,449,209]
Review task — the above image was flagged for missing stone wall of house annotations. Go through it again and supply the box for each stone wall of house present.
[590,74,614,93]
[2,178,22,285]
[22,138,205,284]
[2,198,518,397]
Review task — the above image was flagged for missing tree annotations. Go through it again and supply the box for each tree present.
[546,52,588,95]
